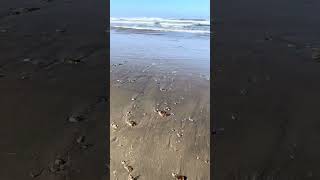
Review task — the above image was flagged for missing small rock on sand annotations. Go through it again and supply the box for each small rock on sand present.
[111,123,118,129]
[172,173,187,180]
[126,120,137,127]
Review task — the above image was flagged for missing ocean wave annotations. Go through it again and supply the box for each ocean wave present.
[110,17,210,34]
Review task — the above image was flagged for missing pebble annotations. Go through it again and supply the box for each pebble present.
[111,123,118,129]
[126,120,137,127]
[165,107,171,111]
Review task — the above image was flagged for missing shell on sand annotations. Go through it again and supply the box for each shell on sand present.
[158,110,171,117]
[126,120,137,127]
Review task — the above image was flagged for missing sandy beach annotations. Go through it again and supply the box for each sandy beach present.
[0,0,108,179]
[110,63,210,180]
[109,20,210,179]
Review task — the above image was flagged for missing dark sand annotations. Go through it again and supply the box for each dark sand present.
[0,0,108,179]
[213,0,320,179]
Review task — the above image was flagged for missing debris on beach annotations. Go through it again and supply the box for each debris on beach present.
[126,120,137,127]
[121,161,133,173]
[172,173,187,180]
[187,117,194,122]
[160,88,167,91]
[131,97,136,101]
[157,110,171,117]
[111,123,118,129]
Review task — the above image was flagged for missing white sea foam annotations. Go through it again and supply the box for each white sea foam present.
[110,17,210,34]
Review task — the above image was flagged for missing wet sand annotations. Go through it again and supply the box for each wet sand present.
[0,0,108,179]
[213,0,320,179]
[110,62,210,179]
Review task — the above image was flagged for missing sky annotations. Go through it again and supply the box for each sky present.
[110,0,210,19]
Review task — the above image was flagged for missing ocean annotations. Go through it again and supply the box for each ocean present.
[110,17,210,76]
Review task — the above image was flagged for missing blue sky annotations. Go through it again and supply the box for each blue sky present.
[111,0,210,19]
